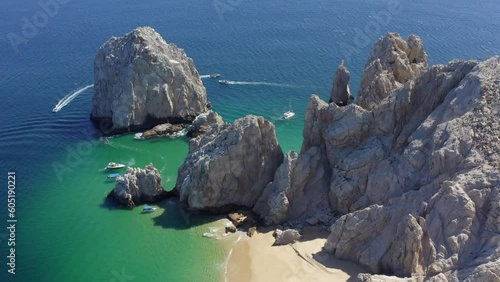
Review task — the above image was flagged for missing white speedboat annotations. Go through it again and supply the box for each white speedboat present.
[280,99,295,120]
[218,80,230,85]
[143,206,157,213]
[210,73,220,78]
[105,162,125,170]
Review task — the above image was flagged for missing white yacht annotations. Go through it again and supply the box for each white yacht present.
[280,99,295,120]
[105,162,125,170]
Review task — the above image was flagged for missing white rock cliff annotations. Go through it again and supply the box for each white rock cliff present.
[91,27,208,133]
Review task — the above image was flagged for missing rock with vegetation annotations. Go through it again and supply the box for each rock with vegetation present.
[108,163,167,207]
[176,115,284,211]
[91,26,208,133]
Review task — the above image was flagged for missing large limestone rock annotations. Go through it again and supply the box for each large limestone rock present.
[253,147,334,226]
[329,60,353,106]
[357,33,428,110]
[176,115,284,211]
[323,56,500,280]
[108,163,167,207]
[91,26,208,133]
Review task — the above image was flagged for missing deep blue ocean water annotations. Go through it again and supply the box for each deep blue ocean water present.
[0,0,499,281]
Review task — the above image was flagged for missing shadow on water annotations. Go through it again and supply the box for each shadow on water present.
[152,202,225,230]
[99,195,222,230]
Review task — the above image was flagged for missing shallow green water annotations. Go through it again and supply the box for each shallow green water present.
[14,136,231,282]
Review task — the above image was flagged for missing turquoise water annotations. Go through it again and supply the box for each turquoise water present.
[0,0,499,281]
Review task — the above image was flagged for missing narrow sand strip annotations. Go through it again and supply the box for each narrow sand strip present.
[226,226,365,282]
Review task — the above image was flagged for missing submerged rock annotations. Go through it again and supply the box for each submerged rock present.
[108,163,167,207]
[176,115,283,211]
[329,60,353,106]
[91,26,208,134]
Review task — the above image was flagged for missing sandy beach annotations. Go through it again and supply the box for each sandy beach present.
[226,226,366,282]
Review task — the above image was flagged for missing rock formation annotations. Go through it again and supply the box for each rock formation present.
[324,56,500,281]
[141,123,189,139]
[273,229,301,246]
[174,31,500,281]
[187,110,224,138]
[176,115,284,211]
[329,60,353,106]
[108,163,168,207]
[91,26,208,133]
[357,33,428,110]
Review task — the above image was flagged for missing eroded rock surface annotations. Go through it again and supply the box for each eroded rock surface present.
[273,229,301,246]
[187,110,224,138]
[357,33,428,110]
[108,163,167,207]
[176,115,283,211]
[324,57,500,280]
[91,26,208,133]
[329,60,353,106]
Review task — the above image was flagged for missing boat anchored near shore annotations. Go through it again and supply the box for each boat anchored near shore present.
[105,162,125,170]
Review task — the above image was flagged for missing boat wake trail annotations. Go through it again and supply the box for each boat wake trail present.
[200,75,211,79]
[53,84,93,113]
[223,81,295,88]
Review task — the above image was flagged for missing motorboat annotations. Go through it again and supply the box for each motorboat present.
[210,73,221,78]
[107,173,120,178]
[280,99,296,120]
[218,80,230,85]
[143,206,157,213]
[105,162,125,169]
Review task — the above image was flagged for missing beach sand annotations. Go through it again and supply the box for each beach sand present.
[226,226,365,282]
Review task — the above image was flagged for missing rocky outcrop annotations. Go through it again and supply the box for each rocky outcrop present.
[357,33,428,110]
[91,27,208,133]
[141,123,189,139]
[253,147,334,226]
[273,229,301,245]
[187,110,224,138]
[323,56,500,280]
[108,163,168,207]
[176,115,284,211]
[329,60,353,106]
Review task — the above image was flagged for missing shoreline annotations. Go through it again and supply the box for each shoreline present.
[225,226,366,282]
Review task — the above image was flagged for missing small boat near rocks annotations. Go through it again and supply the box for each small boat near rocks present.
[143,206,157,213]
[106,162,125,170]
[107,173,121,178]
